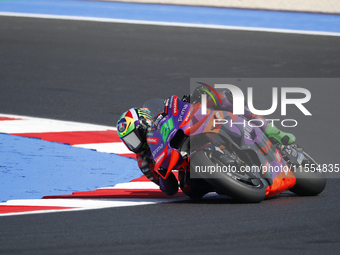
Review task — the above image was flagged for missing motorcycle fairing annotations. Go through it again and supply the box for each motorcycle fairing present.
[146,96,296,196]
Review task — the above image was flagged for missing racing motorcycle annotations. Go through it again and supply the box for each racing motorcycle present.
[143,91,326,203]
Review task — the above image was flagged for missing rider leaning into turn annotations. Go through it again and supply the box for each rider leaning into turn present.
[116,88,296,198]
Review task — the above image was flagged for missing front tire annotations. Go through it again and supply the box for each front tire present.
[191,150,267,203]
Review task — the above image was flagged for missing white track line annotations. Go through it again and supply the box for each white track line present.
[74,142,132,154]
[1,12,340,37]
[0,198,185,217]
[99,181,160,190]
[0,113,115,133]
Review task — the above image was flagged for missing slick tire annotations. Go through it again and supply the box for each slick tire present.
[191,150,267,203]
[289,166,326,196]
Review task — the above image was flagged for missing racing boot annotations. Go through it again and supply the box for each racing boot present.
[264,124,296,145]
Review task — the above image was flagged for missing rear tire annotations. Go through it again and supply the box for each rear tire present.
[289,151,326,196]
[191,150,267,203]
[289,166,326,196]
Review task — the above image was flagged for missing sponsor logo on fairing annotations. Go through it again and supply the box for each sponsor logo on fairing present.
[152,143,164,157]
[147,137,159,144]
[179,104,193,128]
[173,96,179,116]
[164,98,170,114]
[178,104,189,122]
[155,149,166,164]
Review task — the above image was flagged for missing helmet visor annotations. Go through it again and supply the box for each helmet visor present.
[122,129,143,153]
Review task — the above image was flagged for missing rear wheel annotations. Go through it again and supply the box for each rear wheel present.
[191,150,267,203]
[289,151,326,196]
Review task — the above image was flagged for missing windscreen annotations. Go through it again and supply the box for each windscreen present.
[143,99,165,117]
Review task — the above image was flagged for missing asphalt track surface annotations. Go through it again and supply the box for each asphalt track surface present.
[1,16,340,254]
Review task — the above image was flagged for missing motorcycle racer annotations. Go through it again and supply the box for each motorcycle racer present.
[116,87,296,197]
[117,107,182,196]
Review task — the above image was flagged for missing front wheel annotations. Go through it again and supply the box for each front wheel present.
[191,150,267,203]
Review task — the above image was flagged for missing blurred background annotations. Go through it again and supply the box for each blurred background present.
[111,0,340,13]
[1,0,339,126]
